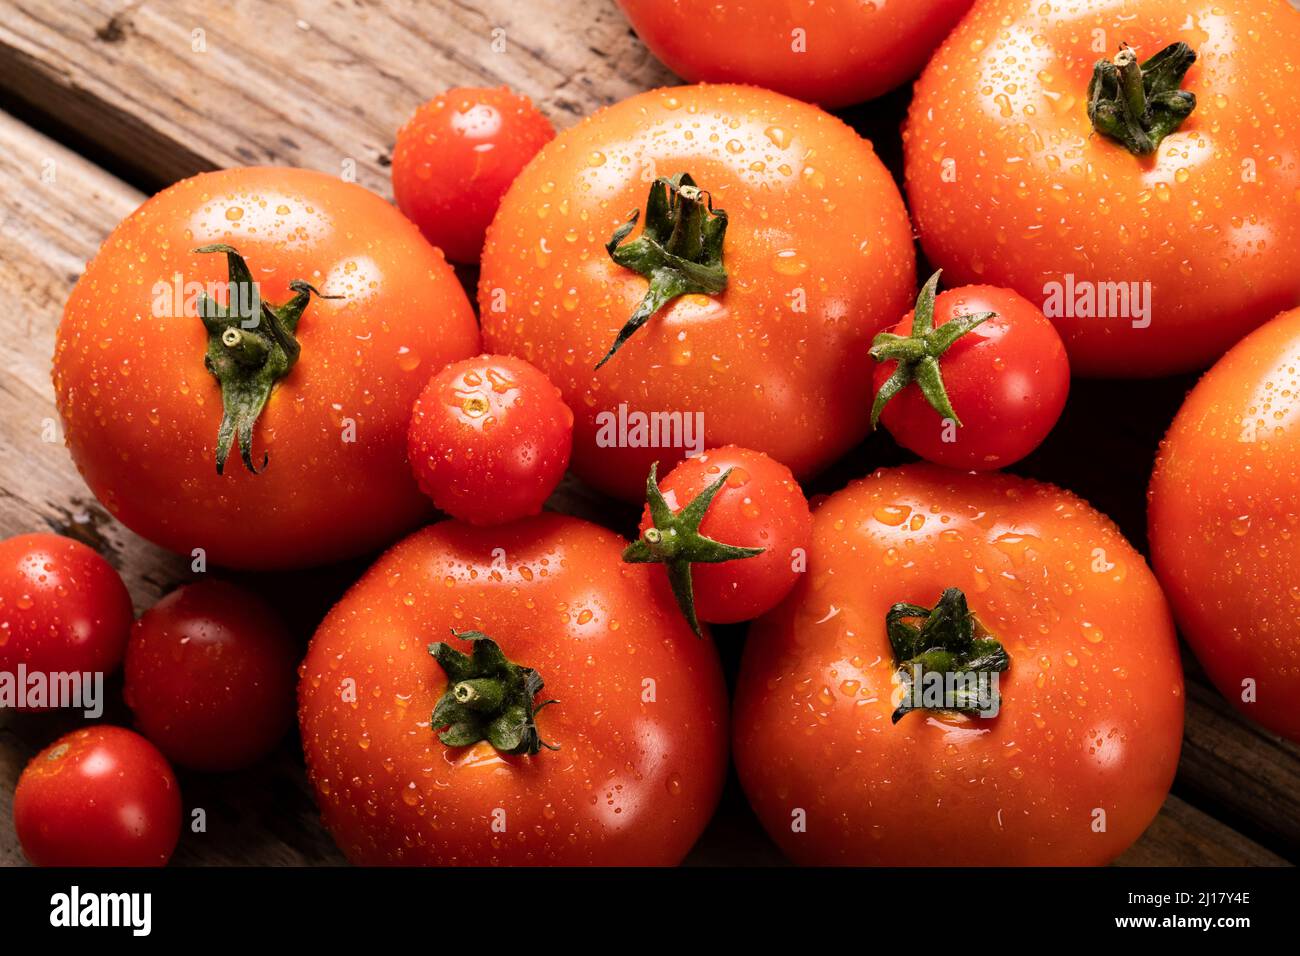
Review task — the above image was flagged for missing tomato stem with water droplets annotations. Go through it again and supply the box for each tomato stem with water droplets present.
[622,462,763,637]
[887,588,1010,724]
[428,630,559,755]
[597,173,728,369]
[194,244,336,475]
[869,270,995,429]
[1087,42,1197,155]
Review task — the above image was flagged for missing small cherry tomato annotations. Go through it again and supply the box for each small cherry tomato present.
[14,725,182,867]
[627,446,812,633]
[124,580,299,772]
[408,354,574,526]
[392,86,555,262]
[0,533,133,700]
[871,273,1070,470]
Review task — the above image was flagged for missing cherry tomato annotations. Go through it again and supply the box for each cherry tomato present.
[392,86,555,263]
[628,446,812,632]
[14,725,182,867]
[904,0,1300,376]
[407,354,573,526]
[617,0,975,107]
[735,464,1184,865]
[1149,306,1300,743]
[124,580,299,771]
[481,84,915,501]
[54,167,481,569]
[871,275,1070,470]
[0,533,133,701]
[299,514,728,865]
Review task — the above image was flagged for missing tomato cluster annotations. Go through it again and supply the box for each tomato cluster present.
[7,0,1300,869]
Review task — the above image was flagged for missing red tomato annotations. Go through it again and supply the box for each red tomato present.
[481,84,915,501]
[871,275,1070,470]
[124,580,298,771]
[0,533,132,699]
[54,167,480,569]
[14,726,182,867]
[408,354,573,526]
[735,464,1184,865]
[629,446,812,631]
[617,0,976,107]
[299,514,728,865]
[904,0,1300,376]
[392,87,555,263]
[1149,306,1300,742]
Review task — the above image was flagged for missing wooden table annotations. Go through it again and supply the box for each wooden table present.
[0,0,1295,867]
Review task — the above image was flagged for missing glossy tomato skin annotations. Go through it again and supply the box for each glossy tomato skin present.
[54,167,481,569]
[299,514,728,865]
[124,580,298,771]
[1150,307,1300,742]
[393,87,555,263]
[14,726,182,867]
[0,534,133,697]
[735,464,1183,865]
[874,286,1070,469]
[904,0,1300,376]
[408,354,574,526]
[481,84,916,501]
[617,0,975,108]
[639,446,811,623]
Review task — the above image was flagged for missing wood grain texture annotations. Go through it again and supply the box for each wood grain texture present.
[0,0,675,193]
[0,0,1294,867]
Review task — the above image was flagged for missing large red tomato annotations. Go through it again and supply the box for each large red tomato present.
[480,84,915,501]
[617,0,976,107]
[735,464,1184,865]
[1149,306,1300,743]
[54,167,480,568]
[904,0,1300,376]
[298,514,728,865]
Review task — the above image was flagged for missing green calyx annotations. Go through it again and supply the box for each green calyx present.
[869,270,995,429]
[194,244,334,475]
[1087,41,1197,155]
[622,462,762,637]
[887,588,1010,724]
[597,173,728,370]
[428,630,559,756]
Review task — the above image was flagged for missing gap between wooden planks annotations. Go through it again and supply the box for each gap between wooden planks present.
[0,0,1294,866]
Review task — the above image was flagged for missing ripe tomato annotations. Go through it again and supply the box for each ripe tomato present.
[124,580,299,771]
[480,84,915,501]
[903,0,1300,376]
[1149,306,1300,743]
[735,464,1184,865]
[299,514,728,865]
[617,1,975,108]
[627,446,812,632]
[871,274,1070,470]
[14,725,182,867]
[0,533,133,697]
[392,87,555,263]
[54,167,480,569]
[407,354,573,526]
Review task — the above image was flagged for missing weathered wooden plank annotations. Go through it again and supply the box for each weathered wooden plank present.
[1116,795,1289,867]
[1176,680,1300,858]
[0,108,186,600]
[0,0,675,194]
